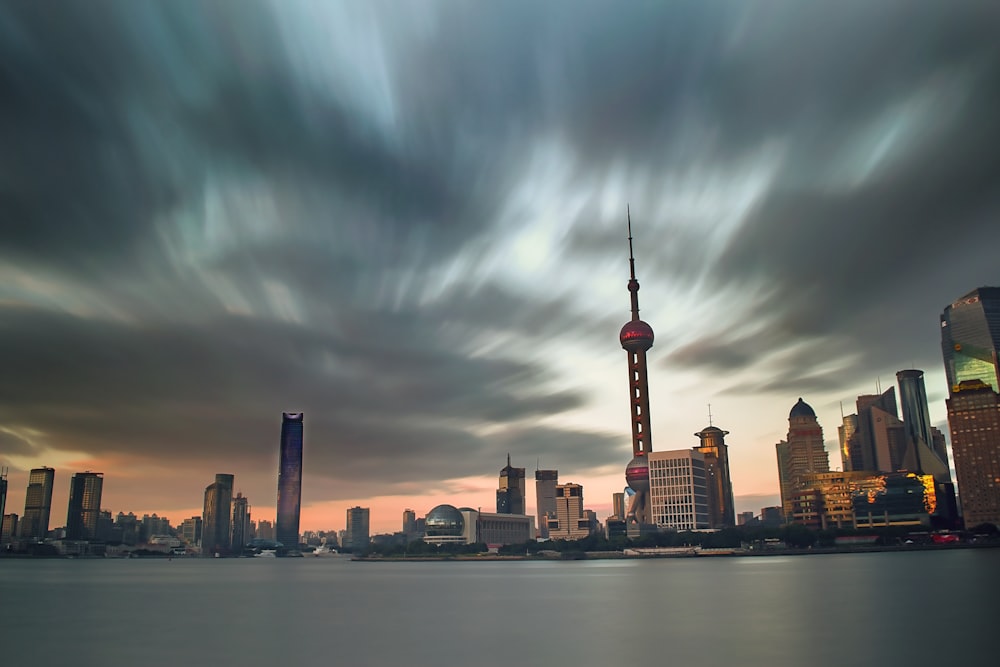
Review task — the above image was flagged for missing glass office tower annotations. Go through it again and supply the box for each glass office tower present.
[20,467,55,541]
[66,471,104,540]
[940,287,1000,393]
[276,412,304,550]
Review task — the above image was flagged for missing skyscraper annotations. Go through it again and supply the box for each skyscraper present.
[840,389,906,473]
[619,211,655,527]
[65,471,103,541]
[776,399,830,519]
[896,369,956,524]
[534,469,558,538]
[496,454,526,514]
[346,506,370,552]
[231,492,251,551]
[0,467,7,525]
[648,450,711,530]
[693,424,736,527]
[946,380,1000,528]
[19,467,54,541]
[402,509,417,536]
[549,483,589,540]
[276,412,304,551]
[940,287,1000,393]
[201,473,234,555]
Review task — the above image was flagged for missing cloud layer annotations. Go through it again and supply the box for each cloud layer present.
[2,1,997,528]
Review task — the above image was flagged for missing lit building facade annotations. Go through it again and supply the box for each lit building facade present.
[946,380,1000,528]
[776,399,830,519]
[549,483,590,540]
[19,467,55,541]
[201,473,234,555]
[276,412,304,551]
[66,472,103,541]
[346,506,370,551]
[619,212,656,527]
[496,455,526,515]
[789,471,936,529]
[535,469,558,538]
[1,513,17,547]
[648,450,710,531]
[693,425,735,527]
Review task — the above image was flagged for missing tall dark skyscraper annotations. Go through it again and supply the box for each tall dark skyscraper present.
[496,455,526,514]
[19,467,54,541]
[619,211,655,526]
[941,287,1000,393]
[534,469,558,538]
[694,424,735,528]
[201,473,234,556]
[0,467,7,528]
[66,471,104,540]
[276,412,304,550]
[231,492,251,551]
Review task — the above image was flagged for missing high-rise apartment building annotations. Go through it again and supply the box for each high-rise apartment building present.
[66,472,103,540]
[946,380,1000,528]
[1,513,17,547]
[776,399,830,519]
[231,493,251,551]
[346,506,370,552]
[276,412,304,551]
[201,473,234,555]
[941,287,1000,393]
[402,508,417,536]
[496,455,525,515]
[549,483,590,540]
[693,425,735,527]
[180,516,202,545]
[534,469,558,538]
[256,519,275,541]
[19,467,55,541]
[648,450,711,531]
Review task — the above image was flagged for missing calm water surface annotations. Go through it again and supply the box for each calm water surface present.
[2,549,996,666]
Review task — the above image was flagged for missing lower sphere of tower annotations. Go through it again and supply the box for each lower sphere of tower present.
[625,455,650,493]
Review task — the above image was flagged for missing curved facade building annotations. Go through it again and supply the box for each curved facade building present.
[941,287,1000,393]
[424,504,466,544]
[276,412,304,551]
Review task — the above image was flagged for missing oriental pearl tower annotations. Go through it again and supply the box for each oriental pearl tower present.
[620,209,655,527]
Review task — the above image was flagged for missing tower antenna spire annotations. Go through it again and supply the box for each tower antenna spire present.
[627,204,637,282]
[708,403,713,427]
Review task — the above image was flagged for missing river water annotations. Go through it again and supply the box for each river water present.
[1,549,996,666]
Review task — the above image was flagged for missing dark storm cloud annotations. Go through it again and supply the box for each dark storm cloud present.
[3,0,999,509]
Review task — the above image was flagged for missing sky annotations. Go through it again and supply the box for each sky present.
[2,1,999,535]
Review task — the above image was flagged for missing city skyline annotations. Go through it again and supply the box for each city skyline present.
[2,3,999,534]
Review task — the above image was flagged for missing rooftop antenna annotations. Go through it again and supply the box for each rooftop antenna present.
[876,376,882,394]
[708,403,713,427]
[839,401,844,420]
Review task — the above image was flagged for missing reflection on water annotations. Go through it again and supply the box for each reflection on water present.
[1,549,996,666]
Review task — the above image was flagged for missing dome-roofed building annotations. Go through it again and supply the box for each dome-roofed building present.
[789,397,816,420]
[423,504,467,545]
[776,397,829,520]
